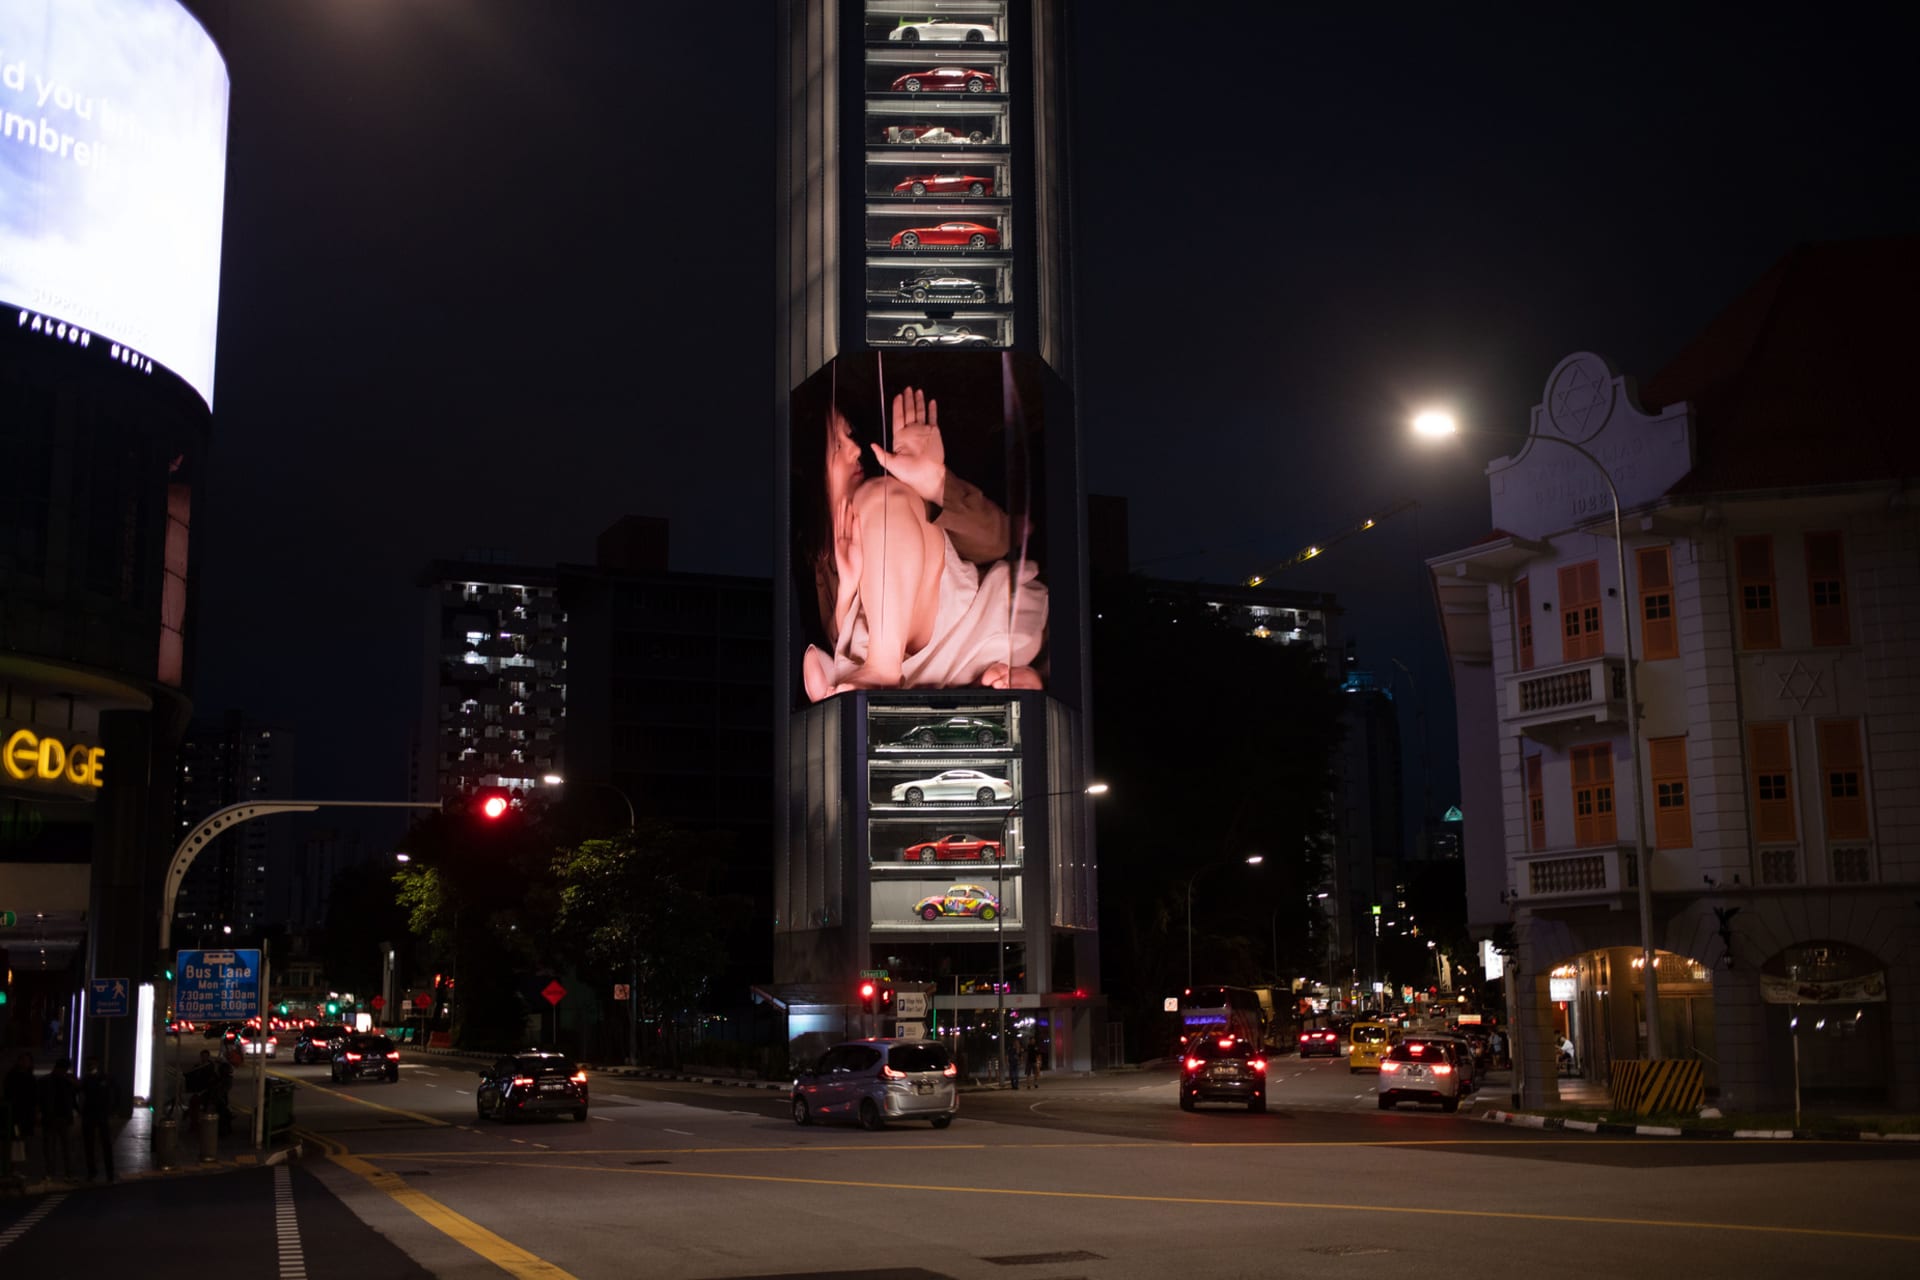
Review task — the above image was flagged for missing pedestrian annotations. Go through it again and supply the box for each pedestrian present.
[38,1058,77,1181]
[214,1051,236,1137]
[1006,1042,1020,1090]
[1025,1038,1041,1089]
[4,1051,34,1174]
[79,1059,116,1183]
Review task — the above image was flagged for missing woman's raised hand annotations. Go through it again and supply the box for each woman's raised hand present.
[872,385,947,507]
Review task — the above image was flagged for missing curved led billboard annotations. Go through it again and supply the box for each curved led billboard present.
[1,0,228,408]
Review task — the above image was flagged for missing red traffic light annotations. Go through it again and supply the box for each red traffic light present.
[880,985,895,1010]
[481,794,509,819]
[859,981,877,1014]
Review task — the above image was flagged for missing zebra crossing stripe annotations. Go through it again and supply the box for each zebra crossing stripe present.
[274,1165,308,1280]
[0,1193,67,1252]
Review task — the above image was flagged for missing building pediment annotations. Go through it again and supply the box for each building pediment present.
[1488,352,1695,541]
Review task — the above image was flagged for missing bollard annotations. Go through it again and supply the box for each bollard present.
[198,1110,219,1162]
[154,1117,177,1169]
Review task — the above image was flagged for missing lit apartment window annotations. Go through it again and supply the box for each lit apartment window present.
[1749,723,1797,843]
[1570,743,1616,847]
[1514,578,1534,671]
[1650,736,1691,849]
[1805,532,1850,646]
[1557,562,1603,661]
[1636,546,1677,660]
[1817,719,1869,840]
[1735,535,1780,649]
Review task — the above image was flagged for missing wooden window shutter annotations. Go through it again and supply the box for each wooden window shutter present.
[1805,532,1850,647]
[1514,578,1534,672]
[1526,755,1545,850]
[1749,723,1797,843]
[1817,719,1868,839]
[1650,736,1690,849]
[1637,546,1677,660]
[1569,744,1616,847]
[1735,535,1780,649]
[1557,562,1603,661]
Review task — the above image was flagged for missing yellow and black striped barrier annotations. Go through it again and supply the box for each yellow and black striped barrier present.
[1609,1058,1704,1115]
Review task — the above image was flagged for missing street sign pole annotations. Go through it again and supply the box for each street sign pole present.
[253,956,270,1149]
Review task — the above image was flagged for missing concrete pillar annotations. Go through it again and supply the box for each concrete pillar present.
[1516,968,1562,1109]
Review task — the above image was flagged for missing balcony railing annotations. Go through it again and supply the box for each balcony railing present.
[1504,655,1628,742]
[1831,846,1873,883]
[1514,843,1630,902]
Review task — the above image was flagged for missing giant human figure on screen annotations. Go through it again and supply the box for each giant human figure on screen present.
[797,378,1046,702]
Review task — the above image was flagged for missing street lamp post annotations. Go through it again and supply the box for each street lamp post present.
[1186,855,1264,990]
[1414,410,1662,1059]
[997,783,1107,1088]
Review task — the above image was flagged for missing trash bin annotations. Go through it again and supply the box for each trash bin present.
[154,1116,178,1168]
[265,1077,295,1141]
[198,1110,219,1161]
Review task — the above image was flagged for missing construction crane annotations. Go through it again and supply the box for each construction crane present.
[1242,496,1420,587]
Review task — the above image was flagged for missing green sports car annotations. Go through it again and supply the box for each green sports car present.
[896,717,1006,747]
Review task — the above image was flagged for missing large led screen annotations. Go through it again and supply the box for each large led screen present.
[790,351,1048,706]
[1,0,229,408]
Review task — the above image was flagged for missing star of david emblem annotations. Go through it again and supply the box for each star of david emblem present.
[1550,361,1612,437]
[1775,658,1825,710]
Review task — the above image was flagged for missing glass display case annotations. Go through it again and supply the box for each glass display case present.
[864,1,1012,348]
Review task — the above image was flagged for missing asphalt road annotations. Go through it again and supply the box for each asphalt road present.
[2,1052,1916,1279]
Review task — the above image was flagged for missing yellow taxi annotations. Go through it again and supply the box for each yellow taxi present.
[1347,1019,1396,1072]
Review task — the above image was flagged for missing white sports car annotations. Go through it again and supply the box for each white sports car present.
[888,19,998,43]
[890,770,1014,805]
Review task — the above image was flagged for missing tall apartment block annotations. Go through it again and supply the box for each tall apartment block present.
[774,2,1101,1073]
[172,712,296,940]
[414,561,567,805]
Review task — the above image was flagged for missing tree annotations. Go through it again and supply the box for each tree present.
[554,824,739,1067]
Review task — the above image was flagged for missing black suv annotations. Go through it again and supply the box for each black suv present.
[293,1025,349,1064]
[330,1033,400,1083]
[476,1052,589,1122]
[1179,1034,1269,1113]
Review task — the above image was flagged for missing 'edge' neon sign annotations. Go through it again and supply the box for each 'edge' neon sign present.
[2,729,106,789]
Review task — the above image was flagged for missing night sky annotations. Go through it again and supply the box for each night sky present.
[193,2,1917,819]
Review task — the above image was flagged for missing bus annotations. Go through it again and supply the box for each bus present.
[1176,986,1267,1052]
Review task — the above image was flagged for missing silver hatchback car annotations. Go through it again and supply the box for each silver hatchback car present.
[792,1039,958,1130]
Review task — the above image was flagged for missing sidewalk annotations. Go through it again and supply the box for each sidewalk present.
[3,1104,298,1197]
[1474,1066,1920,1140]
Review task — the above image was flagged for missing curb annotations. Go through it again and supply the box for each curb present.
[1479,1108,1919,1141]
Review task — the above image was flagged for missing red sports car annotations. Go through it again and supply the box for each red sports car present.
[893,173,995,197]
[903,833,1004,862]
[890,221,998,250]
[891,67,996,94]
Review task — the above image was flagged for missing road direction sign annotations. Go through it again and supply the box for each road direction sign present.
[88,977,130,1017]
[175,949,262,1022]
[896,1021,925,1040]
[896,991,927,1019]
[542,979,567,1006]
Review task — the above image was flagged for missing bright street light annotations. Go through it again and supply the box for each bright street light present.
[394,852,411,863]
[1412,409,1458,437]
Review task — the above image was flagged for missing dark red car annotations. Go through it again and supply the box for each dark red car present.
[890,221,998,250]
[891,67,996,94]
[1298,1027,1342,1057]
[892,173,995,198]
[903,833,1004,862]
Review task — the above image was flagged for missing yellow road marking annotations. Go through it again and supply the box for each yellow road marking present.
[298,1129,578,1280]
[270,1069,449,1128]
[372,1156,1920,1244]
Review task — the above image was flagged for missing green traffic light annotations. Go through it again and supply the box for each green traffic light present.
[0,991,8,1006]
[326,1001,339,1015]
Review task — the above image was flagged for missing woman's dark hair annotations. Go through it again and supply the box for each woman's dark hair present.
[789,360,884,650]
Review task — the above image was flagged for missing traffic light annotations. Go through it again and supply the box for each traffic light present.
[474,787,512,820]
[859,981,877,1015]
[880,984,896,1015]
[326,1000,340,1017]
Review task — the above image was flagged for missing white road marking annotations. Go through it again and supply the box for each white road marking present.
[0,1193,65,1252]
[593,1115,614,1122]
[453,1089,470,1095]
[274,1165,307,1280]
[664,1128,695,1136]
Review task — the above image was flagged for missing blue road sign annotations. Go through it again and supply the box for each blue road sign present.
[175,949,262,1022]
[88,977,130,1018]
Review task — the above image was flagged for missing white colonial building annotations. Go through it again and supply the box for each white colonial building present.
[1430,240,1919,1110]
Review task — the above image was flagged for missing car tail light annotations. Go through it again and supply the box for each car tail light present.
[1298,1034,1309,1042]
[882,1065,907,1080]
[1432,1064,1453,1075]
[511,1076,535,1088]
[942,1063,958,1078]
[570,1072,587,1084]
[268,1037,278,1046]
[344,1052,361,1061]
[385,1052,401,1060]
[1250,1058,1267,1073]
[1184,1056,1202,1072]
[1380,1060,1400,1073]
[1216,1037,1235,1049]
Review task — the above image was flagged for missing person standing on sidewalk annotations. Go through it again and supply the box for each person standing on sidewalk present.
[38,1058,77,1181]
[1024,1038,1041,1089]
[5,1051,37,1166]
[79,1059,116,1183]
[1006,1042,1020,1090]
